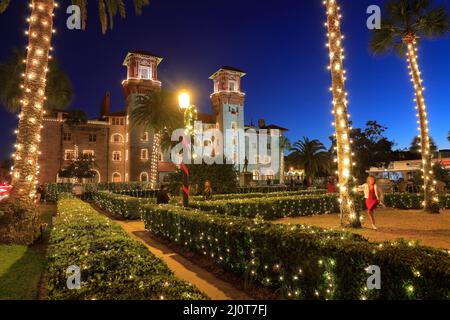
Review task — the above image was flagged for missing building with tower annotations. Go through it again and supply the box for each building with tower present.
[37,51,287,185]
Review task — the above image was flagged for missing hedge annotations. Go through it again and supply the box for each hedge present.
[189,194,341,220]
[384,193,450,210]
[92,191,155,220]
[43,182,153,202]
[142,204,450,300]
[47,195,207,300]
[190,189,327,202]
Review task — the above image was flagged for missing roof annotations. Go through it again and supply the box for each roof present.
[158,161,177,172]
[106,111,127,117]
[197,112,216,124]
[209,66,246,79]
[260,124,289,132]
[123,50,163,66]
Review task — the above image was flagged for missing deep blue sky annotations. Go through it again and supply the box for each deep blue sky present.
[1,0,449,159]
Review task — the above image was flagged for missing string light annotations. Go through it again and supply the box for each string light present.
[403,34,439,212]
[323,0,360,227]
[11,0,57,203]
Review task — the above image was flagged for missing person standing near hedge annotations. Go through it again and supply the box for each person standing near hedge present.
[362,176,381,230]
[156,185,170,204]
[203,180,212,201]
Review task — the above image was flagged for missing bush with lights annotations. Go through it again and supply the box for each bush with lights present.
[47,195,207,300]
[383,193,450,210]
[142,204,450,299]
[92,191,155,220]
[189,194,342,220]
[190,189,327,202]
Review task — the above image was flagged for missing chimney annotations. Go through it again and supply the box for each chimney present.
[100,91,111,116]
[258,119,266,128]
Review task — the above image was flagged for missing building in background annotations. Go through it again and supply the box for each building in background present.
[38,51,287,184]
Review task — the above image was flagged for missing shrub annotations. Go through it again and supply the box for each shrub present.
[190,189,327,202]
[47,196,207,300]
[142,204,450,300]
[92,191,154,220]
[189,194,341,220]
[384,193,450,210]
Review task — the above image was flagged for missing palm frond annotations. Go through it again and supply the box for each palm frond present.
[0,0,10,13]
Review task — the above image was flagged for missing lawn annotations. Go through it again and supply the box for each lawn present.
[0,205,55,300]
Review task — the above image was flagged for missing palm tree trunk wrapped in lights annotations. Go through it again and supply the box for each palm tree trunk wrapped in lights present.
[404,34,438,212]
[323,0,360,227]
[150,132,161,189]
[10,0,55,206]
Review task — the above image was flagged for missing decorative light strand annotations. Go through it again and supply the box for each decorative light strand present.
[323,0,360,227]
[10,0,57,203]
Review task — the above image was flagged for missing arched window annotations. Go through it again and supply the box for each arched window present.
[252,170,260,181]
[140,172,149,182]
[112,172,121,183]
[111,133,124,144]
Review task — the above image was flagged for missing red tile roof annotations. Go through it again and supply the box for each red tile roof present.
[158,161,177,172]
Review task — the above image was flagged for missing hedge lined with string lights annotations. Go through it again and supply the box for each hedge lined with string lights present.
[383,193,450,210]
[189,194,342,220]
[92,191,155,220]
[43,182,152,202]
[190,189,327,202]
[142,204,450,300]
[47,195,207,300]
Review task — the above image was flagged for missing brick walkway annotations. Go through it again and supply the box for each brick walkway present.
[112,218,252,300]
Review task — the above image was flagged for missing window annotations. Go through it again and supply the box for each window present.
[231,122,237,130]
[82,150,95,157]
[141,149,148,160]
[89,134,97,142]
[214,80,219,93]
[64,150,75,161]
[159,153,163,161]
[63,132,71,141]
[141,132,149,142]
[140,172,149,182]
[229,80,237,92]
[253,170,260,181]
[111,134,124,144]
[112,172,121,183]
[112,118,125,126]
[139,66,152,80]
[112,151,122,162]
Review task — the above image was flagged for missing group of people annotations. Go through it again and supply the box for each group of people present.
[156,180,213,205]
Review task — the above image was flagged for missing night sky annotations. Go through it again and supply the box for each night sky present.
[1,0,449,160]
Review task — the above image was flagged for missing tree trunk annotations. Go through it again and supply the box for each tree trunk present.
[150,132,161,189]
[324,0,361,227]
[403,35,439,213]
[10,0,55,206]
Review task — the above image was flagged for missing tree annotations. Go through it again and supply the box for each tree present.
[65,109,88,127]
[279,136,291,184]
[447,131,450,143]
[409,135,438,154]
[369,0,448,213]
[131,90,183,189]
[58,154,96,182]
[0,0,151,244]
[290,137,331,182]
[323,0,360,227]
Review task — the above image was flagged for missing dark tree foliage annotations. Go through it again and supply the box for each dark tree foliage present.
[65,110,88,127]
[409,135,438,154]
[167,163,238,195]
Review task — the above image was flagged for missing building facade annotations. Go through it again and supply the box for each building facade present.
[38,51,287,184]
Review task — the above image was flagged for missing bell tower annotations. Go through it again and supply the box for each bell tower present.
[122,51,163,182]
[209,66,246,167]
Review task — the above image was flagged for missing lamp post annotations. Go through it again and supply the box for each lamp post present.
[178,92,197,208]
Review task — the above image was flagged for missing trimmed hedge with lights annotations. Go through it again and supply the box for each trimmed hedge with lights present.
[47,196,207,300]
[92,191,155,220]
[189,194,341,220]
[190,189,327,202]
[383,193,450,210]
[142,204,450,300]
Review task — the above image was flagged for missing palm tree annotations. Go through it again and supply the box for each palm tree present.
[279,136,291,184]
[0,0,150,244]
[323,0,361,227]
[0,48,72,113]
[369,0,449,213]
[0,0,150,206]
[131,90,183,189]
[290,137,330,183]
[409,135,438,154]
[447,131,450,143]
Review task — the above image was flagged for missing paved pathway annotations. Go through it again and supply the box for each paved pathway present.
[113,219,252,300]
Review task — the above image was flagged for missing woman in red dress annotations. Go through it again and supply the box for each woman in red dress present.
[364,176,380,230]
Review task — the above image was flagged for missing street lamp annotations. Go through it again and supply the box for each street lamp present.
[178,91,197,207]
